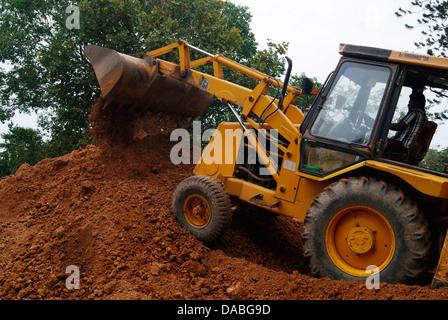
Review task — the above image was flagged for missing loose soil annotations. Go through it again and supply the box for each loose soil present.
[1,133,448,300]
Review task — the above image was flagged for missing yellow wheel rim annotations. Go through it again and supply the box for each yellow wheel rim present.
[183,194,211,229]
[325,206,395,277]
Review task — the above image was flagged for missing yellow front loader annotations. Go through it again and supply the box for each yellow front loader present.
[86,40,448,288]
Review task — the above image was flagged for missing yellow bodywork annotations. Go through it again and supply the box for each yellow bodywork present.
[432,234,448,288]
[194,122,309,220]
[339,43,448,70]
[150,44,304,144]
[194,121,448,222]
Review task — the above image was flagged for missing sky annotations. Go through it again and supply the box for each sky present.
[3,0,448,149]
[232,0,425,82]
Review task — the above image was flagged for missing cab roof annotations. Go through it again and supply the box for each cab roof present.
[339,44,448,71]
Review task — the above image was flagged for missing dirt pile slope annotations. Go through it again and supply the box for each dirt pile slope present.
[0,133,448,300]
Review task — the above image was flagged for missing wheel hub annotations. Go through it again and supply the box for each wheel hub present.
[183,194,211,228]
[346,226,375,254]
[325,205,395,277]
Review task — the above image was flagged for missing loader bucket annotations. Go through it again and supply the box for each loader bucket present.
[84,45,213,142]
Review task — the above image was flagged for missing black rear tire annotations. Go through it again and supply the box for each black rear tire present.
[302,176,431,284]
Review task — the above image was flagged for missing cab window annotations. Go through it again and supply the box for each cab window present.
[310,62,391,145]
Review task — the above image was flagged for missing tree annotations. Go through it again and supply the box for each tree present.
[1,0,100,157]
[395,0,448,57]
[0,125,45,176]
[0,0,294,157]
[289,73,322,112]
[420,147,448,171]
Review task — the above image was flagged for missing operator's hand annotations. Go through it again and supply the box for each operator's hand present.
[390,121,406,131]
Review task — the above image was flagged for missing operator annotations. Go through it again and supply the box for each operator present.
[385,91,427,153]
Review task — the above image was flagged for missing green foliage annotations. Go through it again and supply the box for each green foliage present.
[0,125,44,176]
[0,0,322,173]
[0,0,275,157]
[289,73,322,112]
[420,147,448,171]
[396,0,448,57]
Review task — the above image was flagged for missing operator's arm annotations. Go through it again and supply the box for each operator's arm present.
[389,121,406,131]
[389,110,416,131]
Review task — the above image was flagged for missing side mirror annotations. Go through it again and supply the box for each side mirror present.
[302,77,314,95]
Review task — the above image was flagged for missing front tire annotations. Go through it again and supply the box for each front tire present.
[302,176,431,284]
[172,175,232,242]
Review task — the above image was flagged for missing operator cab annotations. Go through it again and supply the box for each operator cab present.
[299,44,448,176]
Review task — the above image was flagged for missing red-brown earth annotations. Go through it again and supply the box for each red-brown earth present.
[0,133,448,300]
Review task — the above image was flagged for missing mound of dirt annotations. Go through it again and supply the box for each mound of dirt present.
[89,98,192,146]
[1,133,448,300]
